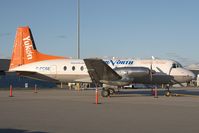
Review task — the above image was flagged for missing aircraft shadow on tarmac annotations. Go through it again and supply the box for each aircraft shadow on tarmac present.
[0,128,48,133]
[111,89,199,97]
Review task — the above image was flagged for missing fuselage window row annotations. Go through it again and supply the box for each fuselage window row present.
[63,66,84,71]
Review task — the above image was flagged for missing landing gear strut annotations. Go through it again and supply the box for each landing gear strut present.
[165,85,172,97]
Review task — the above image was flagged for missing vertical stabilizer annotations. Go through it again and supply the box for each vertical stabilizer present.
[9,26,66,69]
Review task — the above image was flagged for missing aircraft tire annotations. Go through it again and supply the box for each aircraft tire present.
[101,89,110,97]
[109,88,115,95]
[165,91,172,97]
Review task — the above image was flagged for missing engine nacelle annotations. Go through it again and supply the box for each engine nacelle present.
[114,67,151,78]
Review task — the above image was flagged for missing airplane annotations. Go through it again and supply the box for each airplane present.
[84,58,195,97]
[8,26,195,96]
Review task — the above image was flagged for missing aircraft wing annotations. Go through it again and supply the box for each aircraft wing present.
[84,58,130,86]
[84,58,121,82]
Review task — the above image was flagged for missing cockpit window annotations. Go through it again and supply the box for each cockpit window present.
[177,63,182,68]
[172,63,177,68]
[172,62,182,68]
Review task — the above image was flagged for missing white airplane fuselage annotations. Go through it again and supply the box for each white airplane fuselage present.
[9,58,195,85]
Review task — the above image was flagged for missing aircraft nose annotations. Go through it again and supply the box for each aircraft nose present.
[185,69,196,81]
[189,71,196,80]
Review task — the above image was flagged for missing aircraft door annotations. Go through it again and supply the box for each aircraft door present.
[50,65,57,78]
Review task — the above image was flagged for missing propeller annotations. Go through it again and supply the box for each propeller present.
[149,56,158,81]
[150,63,153,81]
[168,66,173,76]
[149,57,156,81]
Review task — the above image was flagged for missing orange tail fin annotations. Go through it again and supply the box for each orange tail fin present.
[9,26,66,69]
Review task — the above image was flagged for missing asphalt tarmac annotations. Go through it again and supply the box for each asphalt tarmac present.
[0,87,199,133]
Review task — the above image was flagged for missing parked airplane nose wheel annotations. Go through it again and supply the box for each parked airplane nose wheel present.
[101,89,110,97]
[165,91,172,97]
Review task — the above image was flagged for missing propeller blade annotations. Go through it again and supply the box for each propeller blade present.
[171,79,184,87]
[169,67,172,75]
[150,62,153,81]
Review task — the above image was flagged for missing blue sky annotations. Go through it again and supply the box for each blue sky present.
[0,0,199,65]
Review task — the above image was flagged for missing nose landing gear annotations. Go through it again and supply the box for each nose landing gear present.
[165,85,172,97]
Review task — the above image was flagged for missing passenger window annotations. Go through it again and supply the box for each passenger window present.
[63,66,67,71]
[72,66,75,71]
[80,66,84,71]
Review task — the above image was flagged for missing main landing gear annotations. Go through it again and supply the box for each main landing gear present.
[101,88,115,97]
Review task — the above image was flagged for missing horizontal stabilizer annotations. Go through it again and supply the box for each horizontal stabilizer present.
[15,71,59,83]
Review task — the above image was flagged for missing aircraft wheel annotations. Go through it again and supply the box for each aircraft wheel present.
[109,88,115,95]
[101,89,110,97]
[165,91,172,97]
